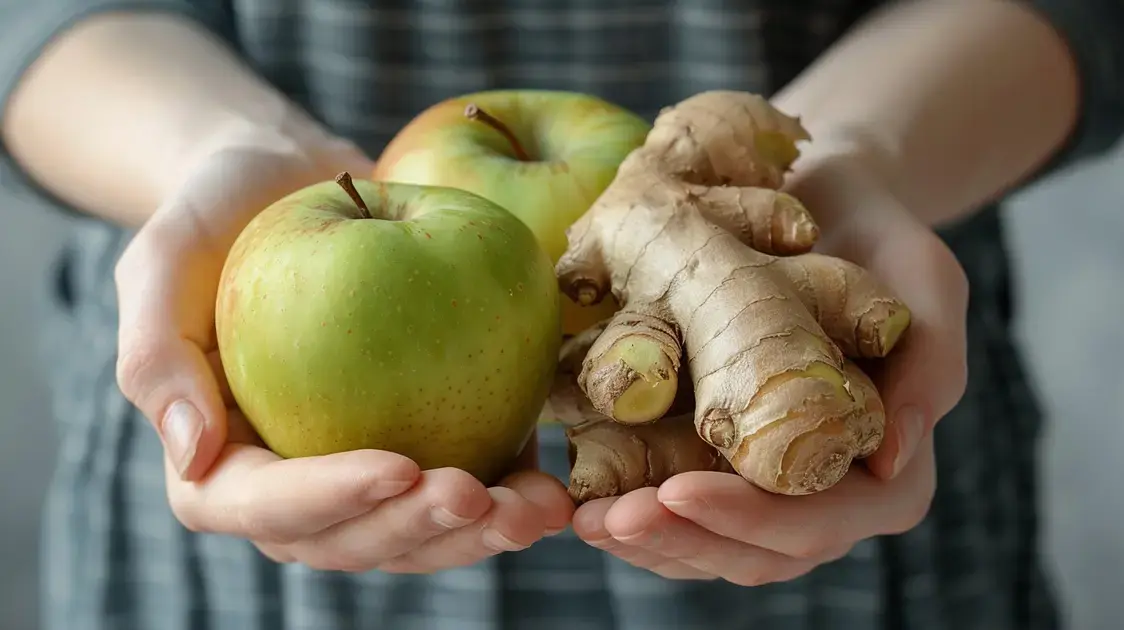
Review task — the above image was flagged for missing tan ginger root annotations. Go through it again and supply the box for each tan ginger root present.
[554,90,912,497]
[543,324,733,504]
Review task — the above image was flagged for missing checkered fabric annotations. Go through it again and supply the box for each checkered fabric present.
[2,1,1122,629]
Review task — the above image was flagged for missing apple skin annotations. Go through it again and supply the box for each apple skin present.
[372,89,652,335]
[215,178,562,485]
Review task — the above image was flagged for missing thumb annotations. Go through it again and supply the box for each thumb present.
[499,428,576,534]
[114,214,229,482]
[111,127,380,482]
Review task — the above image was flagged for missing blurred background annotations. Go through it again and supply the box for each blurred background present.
[2,143,1123,630]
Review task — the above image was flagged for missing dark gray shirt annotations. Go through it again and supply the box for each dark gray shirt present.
[1,1,1122,629]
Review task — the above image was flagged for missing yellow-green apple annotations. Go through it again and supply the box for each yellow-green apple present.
[372,89,651,335]
[215,173,562,484]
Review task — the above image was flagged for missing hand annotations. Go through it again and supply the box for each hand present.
[168,415,572,573]
[571,153,969,584]
[113,123,573,572]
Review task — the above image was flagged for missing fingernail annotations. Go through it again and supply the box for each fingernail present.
[430,507,475,529]
[584,535,614,549]
[891,405,926,478]
[162,400,203,477]
[660,499,694,514]
[483,528,529,552]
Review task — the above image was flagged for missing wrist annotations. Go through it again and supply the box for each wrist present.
[782,118,976,232]
[167,107,347,189]
[161,108,372,210]
[148,112,373,249]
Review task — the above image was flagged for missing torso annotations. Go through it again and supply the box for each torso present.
[36,1,1060,629]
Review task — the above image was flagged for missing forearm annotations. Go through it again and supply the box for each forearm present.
[0,12,328,227]
[773,0,1081,227]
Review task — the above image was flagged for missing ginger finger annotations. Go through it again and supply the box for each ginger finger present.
[687,186,819,256]
[555,223,612,308]
[566,413,732,505]
[721,358,885,494]
[578,306,681,425]
[642,90,810,190]
[539,319,727,504]
[775,253,912,358]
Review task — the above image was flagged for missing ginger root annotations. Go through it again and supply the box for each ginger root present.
[552,90,911,498]
[543,323,733,504]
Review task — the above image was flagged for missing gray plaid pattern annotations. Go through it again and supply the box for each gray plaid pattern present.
[3,0,1121,628]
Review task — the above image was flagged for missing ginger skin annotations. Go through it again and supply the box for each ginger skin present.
[553,91,911,497]
[543,324,733,504]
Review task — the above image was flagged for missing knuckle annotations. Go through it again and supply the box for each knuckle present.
[648,560,710,582]
[828,543,856,563]
[945,364,969,415]
[115,341,166,407]
[948,258,970,300]
[920,231,969,295]
[787,537,836,561]
[304,553,371,574]
[331,557,374,574]
[377,557,422,574]
[327,470,379,511]
[167,493,208,534]
[112,241,141,286]
[938,245,969,289]
[949,351,970,398]
[658,569,715,583]
[424,468,487,514]
[339,563,375,574]
[889,481,935,536]
[725,564,773,587]
[254,543,295,564]
[235,509,295,546]
[335,451,417,505]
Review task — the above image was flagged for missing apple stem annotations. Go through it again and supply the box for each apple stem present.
[464,103,532,161]
[335,171,373,219]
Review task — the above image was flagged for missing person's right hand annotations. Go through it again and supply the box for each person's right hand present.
[113,121,574,573]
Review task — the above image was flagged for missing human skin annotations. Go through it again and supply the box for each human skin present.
[0,0,1086,580]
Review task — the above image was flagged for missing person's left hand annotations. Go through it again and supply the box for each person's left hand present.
[570,152,970,584]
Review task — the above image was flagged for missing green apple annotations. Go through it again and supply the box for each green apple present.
[372,89,652,336]
[215,173,562,485]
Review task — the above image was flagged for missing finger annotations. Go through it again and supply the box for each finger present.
[115,214,228,481]
[254,541,296,564]
[290,467,492,572]
[165,444,420,543]
[657,439,936,558]
[499,470,575,535]
[602,488,824,586]
[378,485,546,573]
[573,496,716,581]
[863,233,969,479]
[691,185,819,256]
